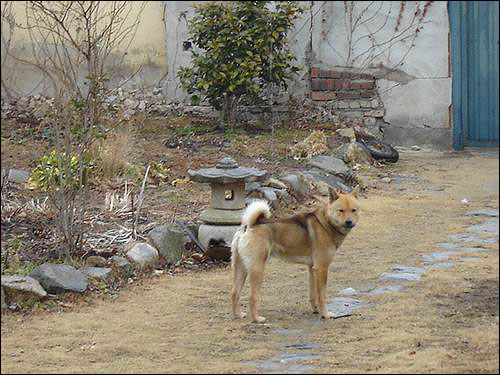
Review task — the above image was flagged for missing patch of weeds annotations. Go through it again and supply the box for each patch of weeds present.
[174,122,217,137]
[223,128,246,141]
[1,239,40,276]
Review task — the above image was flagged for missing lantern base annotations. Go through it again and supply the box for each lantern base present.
[198,224,240,249]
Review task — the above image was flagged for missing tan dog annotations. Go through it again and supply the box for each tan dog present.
[231,187,360,323]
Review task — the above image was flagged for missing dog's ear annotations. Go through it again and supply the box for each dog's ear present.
[328,187,339,202]
[351,185,360,198]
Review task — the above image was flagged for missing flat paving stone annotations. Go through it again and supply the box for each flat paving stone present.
[428,262,455,270]
[368,285,403,296]
[380,272,421,282]
[392,265,426,274]
[421,252,453,263]
[465,209,499,217]
[327,297,367,318]
[436,242,462,251]
[466,218,499,235]
[460,247,491,254]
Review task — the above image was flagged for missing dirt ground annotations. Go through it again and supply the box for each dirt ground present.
[1,149,499,374]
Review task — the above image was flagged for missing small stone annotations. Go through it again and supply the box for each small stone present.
[465,209,499,218]
[127,243,159,267]
[85,256,108,267]
[411,145,421,151]
[110,255,131,269]
[381,177,391,183]
[80,267,112,280]
[380,272,420,282]
[368,285,402,296]
[1,275,47,299]
[338,287,358,296]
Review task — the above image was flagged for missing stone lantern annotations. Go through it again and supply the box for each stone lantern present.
[188,157,267,249]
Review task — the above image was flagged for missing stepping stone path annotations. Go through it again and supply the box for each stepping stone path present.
[248,207,499,374]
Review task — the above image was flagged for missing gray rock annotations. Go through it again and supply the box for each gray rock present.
[465,208,499,217]
[381,177,392,183]
[333,142,373,165]
[30,264,88,294]
[127,243,159,267]
[428,262,455,270]
[1,169,30,184]
[421,252,453,263]
[368,285,402,296]
[436,242,462,251]
[256,187,278,206]
[380,272,421,282]
[327,297,367,318]
[279,173,310,197]
[110,255,132,269]
[1,287,6,310]
[80,267,112,280]
[263,178,288,190]
[245,182,261,192]
[307,156,350,176]
[85,255,108,267]
[1,275,47,298]
[446,232,497,244]
[338,287,358,296]
[302,169,351,192]
[466,218,499,235]
[391,265,426,275]
[147,225,188,264]
[460,247,491,253]
[336,128,356,143]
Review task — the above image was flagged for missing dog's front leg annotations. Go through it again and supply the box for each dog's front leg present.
[314,265,334,319]
[308,265,319,313]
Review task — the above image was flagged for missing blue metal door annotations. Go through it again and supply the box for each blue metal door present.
[449,1,499,149]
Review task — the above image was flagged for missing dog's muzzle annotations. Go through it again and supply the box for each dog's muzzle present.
[344,220,355,229]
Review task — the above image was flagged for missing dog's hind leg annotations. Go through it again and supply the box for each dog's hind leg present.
[248,253,268,323]
[231,253,247,319]
[308,265,319,314]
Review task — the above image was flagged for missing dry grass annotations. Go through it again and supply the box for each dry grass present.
[94,124,137,181]
[290,130,329,159]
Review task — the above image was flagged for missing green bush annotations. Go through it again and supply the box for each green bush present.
[178,1,303,128]
[28,150,95,191]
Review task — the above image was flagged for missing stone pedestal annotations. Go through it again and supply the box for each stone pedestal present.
[198,224,240,249]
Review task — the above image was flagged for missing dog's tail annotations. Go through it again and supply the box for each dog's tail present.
[241,200,271,228]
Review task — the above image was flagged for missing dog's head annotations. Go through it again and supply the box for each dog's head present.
[326,186,360,232]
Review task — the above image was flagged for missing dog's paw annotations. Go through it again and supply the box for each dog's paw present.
[320,312,335,320]
[252,316,267,324]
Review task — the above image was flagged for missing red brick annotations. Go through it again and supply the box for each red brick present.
[325,79,335,91]
[360,81,375,89]
[320,79,329,91]
[360,73,374,80]
[341,72,352,79]
[336,91,360,99]
[311,91,336,101]
[341,79,351,90]
[351,81,362,89]
[319,69,330,78]
[310,67,320,78]
[359,90,376,98]
[330,70,341,78]
[311,79,322,91]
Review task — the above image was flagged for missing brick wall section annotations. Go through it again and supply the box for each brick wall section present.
[310,67,385,127]
[310,68,376,101]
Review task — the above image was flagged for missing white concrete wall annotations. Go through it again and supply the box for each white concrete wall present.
[2,1,452,139]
